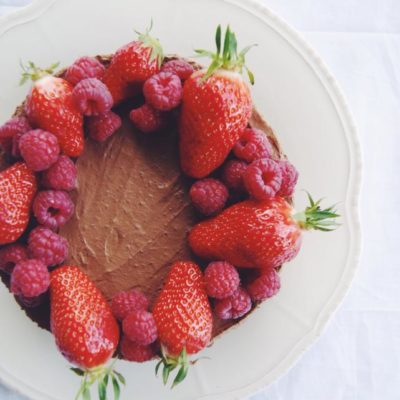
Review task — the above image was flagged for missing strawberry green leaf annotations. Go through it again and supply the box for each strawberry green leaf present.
[71,367,85,376]
[82,385,91,400]
[215,25,222,55]
[172,364,189,388]
[102,373,109,391]
[194,24,256,83]
[112,376,120,400]
[135,20,164,68]
[162,365,170,385]
[245,66,255,85]
[114,371,126,386]
[98,380,106,400]
[222,25,231,59]
[155,360,163,376]
[294,193,340,231]
[202,59,223,81]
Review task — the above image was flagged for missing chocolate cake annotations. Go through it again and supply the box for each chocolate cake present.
[1,56,285,339]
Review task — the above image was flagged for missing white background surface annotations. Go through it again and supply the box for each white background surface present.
[0,0,397,399]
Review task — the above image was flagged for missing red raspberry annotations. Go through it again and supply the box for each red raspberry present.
[221,159,248,191]
[247,269,281,302]
[72,78,113,116]
[122,310,157,345]
[32,190,74,230]
[233,128,273,163]
[161,59,194,81]
[120,336,156,363]
[277,160,299,197]
[204,261,240,299]
[28,226,68,267]
[143,72,183,111]
[111,289,149,321]
[42,156,77,191]
[0,244,28,274]
[64,56,105,86]
[11,130,25,158]
[244,158,282,200]
[0,116,31,154]
[129,104,164,133]
[190,178,228,216]
[19,129,60,172]
[87,111,122,142]
[10,259,50,298]
[214,287,252,320]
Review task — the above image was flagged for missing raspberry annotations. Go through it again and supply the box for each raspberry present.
[189,178,228,216]
[221,159,248,191]
[204,261,240,299]
[161,59,194,81]
[87,111,122,142]
[111,289,149,321]
[10,259,50,298]
[33,190,74,230]
[129,104,164,133]
[233,128,273,163]
[19,129,60,172]
[214,288,252,320]
[120,336,156,363]
[247,269,281,302]
[72,78,113,116]
[122,310,157,345]
[143,72,183,111]
[0,244,28,274]
[0,116,31,154]
[11,130,25,158]
[64,56,105,86]
[28,226,68,267]
[277,160,299,197]
[244,158,282,200]
[42,156,77,191]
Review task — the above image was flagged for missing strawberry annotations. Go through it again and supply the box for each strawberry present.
[0,162,37,245]
[50,266,124,400]
[153,261,213,387]
[189,194,339,270]
[102,23,163,104]
[179,25,254,178]
[21,62,84,157]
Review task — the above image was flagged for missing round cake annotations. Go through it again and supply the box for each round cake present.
[0,24,338,397]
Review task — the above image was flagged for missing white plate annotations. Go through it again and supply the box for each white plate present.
[0,0,362,399]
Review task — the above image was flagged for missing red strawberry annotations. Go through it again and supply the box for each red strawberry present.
[21,62,84,157]
[153,261,213,387]
[0,162,37,245]
[102,24,163,104]
[189,195,339,270]
[50,266,124,399]
[179,26,253,178]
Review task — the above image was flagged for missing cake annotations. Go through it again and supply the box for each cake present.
[0,24,338,398]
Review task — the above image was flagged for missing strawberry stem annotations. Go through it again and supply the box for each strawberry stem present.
[293,192,340,231]
[194,25,256,84]
[135,19,164,68]
[71,360,125,400]
[155,346,189,388]
[19,60,60,85]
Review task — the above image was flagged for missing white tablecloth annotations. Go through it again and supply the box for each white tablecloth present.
[0,0,398,399]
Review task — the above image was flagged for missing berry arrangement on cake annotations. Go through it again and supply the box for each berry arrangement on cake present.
[0,24,338,399]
